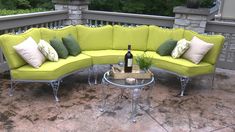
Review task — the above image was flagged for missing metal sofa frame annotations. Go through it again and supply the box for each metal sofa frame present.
[9,67,93,102]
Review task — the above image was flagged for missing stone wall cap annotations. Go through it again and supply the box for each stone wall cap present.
[173,6,210,15]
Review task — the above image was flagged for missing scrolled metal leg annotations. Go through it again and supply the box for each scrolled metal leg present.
[120,89,124,98]
[146,81,155,111]
[180,77,189,96]
[50,80,60,102]
[100,78,107,112]
[130,88,141,123]
[93,65,98,85]
[88,67,92,86]
[9,80,14,97]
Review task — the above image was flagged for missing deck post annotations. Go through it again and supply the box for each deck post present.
[52,0,90,25]
[173,6,213,33]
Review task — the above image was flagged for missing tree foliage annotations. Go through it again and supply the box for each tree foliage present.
[0,8,46,16]
[0,0,53,10]
[0,0,214,16]
[89,0,215,16]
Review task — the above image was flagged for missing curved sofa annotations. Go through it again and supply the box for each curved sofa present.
[0,25,225,101]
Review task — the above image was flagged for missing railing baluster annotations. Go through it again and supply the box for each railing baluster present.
[58,20,62,27]
[17,27,22,34]
[11,29,15,34]
[94,20,98,26]
[45,23,49,28]
[88,19,91,25]
[24,26,27,32]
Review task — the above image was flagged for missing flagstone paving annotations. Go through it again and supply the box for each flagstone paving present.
[0,67,234,132]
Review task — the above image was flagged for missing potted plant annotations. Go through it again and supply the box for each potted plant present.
[135,54,152,72]
[187,0,200,8]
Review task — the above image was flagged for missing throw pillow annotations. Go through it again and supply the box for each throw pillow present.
[183,36,214,64]
[156,39,177,56]
[62,34,81,56]
[171,39,190,58]
[38,40,58,62]
[13,37,45,68]
[50,38,69,59]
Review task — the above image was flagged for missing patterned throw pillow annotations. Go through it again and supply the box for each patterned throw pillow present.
[171,39,190,58]
[13,37,45,68]
[38,40,58,62]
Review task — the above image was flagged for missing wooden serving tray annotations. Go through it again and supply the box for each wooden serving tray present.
[110,65,153,79]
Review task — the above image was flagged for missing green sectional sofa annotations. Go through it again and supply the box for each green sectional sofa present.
[0,25,224,101]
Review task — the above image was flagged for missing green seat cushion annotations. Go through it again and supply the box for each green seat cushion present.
[147,25,184,51]
[113,25,149,50]
[145,51,214,77]
[50,38,69,59]
[82,50,144,65]
[0,28,41,69]
[156,40,177,56]
[62,34,81,56]
[40,26,78,43]
[76,25,113,50]
[11,54,92,80]
[184,30,225,65]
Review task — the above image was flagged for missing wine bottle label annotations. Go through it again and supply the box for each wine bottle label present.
[127,59,132,67]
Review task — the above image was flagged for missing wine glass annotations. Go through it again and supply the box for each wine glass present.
[118,56,124,67]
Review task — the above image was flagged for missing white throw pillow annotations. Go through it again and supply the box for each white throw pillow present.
[182,36,213,64]
[38,40,58,62]
[171,39,190,58]
[13,37,46,68]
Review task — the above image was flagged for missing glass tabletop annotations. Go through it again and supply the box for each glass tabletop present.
[102,71,155,89]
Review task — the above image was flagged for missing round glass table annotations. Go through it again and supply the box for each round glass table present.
[100,70,155,123]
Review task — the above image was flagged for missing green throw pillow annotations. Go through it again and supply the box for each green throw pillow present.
[156,40,177,56]
[50,38,69,59]
[62,34,81,56]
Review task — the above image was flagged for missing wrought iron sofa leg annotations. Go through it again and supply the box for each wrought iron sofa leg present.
[9,80,14,96]
[91,65,98,85]
[50,80,60,102]
[180,77,189,96]
[211,72,215,89]
[93,65,98,85]
[89,65,98,85]
[88,67,92,86]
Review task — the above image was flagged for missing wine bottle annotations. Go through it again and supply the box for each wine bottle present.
[124,45,133,73]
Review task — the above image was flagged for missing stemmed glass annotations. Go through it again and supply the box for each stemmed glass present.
[118,56,124,67]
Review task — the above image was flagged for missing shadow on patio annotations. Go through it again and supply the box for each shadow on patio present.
[0,66,234,132]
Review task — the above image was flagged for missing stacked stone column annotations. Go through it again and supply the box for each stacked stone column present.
[52,0,90,25]
[173,6,210,33]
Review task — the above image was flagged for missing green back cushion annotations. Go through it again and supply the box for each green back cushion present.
[76,25,113,51]
[184,30,225,64]
[40,26,78,43]
[62,34,81,56]
[147,25,184,51]
[157,40,177,56]
[50,38,69,59]
[113,25,148,50]
[0,28,41,69]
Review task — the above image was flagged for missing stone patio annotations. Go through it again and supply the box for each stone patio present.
[0,67,234,132]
